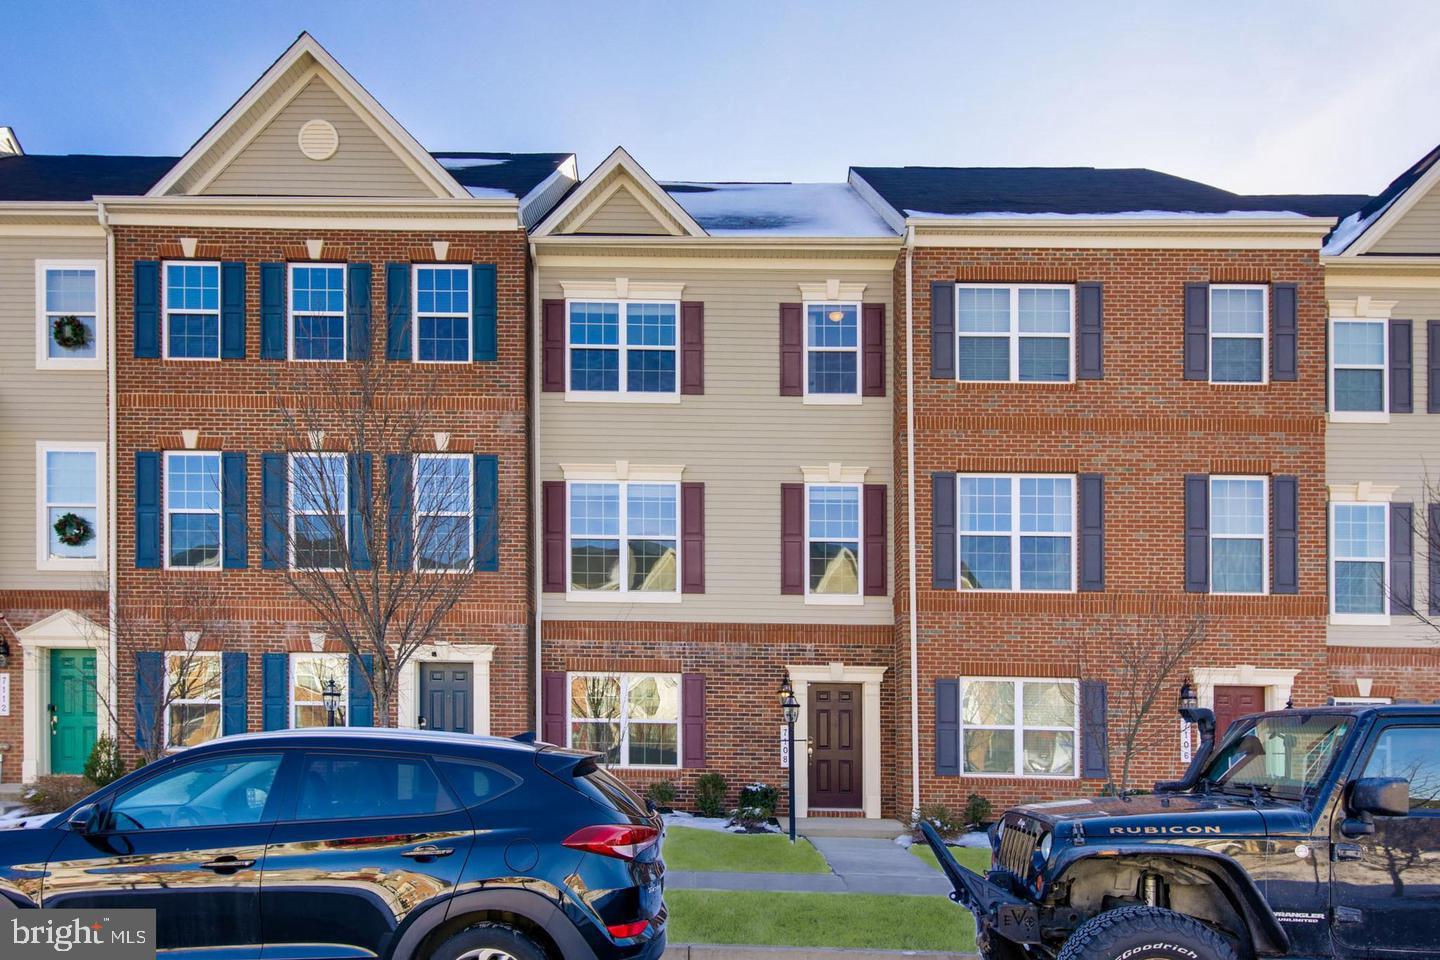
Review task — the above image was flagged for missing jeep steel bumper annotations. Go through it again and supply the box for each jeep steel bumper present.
[920,822,1041,946]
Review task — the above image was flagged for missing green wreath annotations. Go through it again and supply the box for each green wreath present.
[51,315,90,350]
[53,512,94,547]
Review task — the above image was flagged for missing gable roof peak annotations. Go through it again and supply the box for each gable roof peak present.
[532,146,706,238]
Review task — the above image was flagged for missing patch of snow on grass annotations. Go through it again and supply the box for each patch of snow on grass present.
[663,811,779,834]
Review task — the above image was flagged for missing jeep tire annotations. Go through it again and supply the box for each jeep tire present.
[429,922,549,960]
[1056,906,1238,960]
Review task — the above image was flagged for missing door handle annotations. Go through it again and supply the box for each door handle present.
[401,845,454,861]
[200,856,256,873]
[1333,843,1364,862]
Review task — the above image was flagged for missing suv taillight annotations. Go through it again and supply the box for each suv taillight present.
[563,824,660,861]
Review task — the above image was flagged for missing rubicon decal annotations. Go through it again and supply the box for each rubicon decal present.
[5,911,154,960]
[1105,825,1224,835]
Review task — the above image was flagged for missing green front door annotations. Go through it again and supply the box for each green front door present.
[49,650,96,775]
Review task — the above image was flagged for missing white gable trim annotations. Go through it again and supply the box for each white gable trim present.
[1342,157,1440,257]
[533,147,706,238]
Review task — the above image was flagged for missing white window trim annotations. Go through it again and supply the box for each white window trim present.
[1329,500,1391,626]
[1328,316,1389,424]
[956,473,1077,593]
[566,671,682,769]
[36,440,106,572]
[161,260,222,362]
[804,481,864,605]
[1208,284,1269,385]
[289,652,350,729]
[288,452,348,572]
[1208,475,1269,596]
[411,263,471,364]
[957,677,1080,779]
[287,263,347,363]
[163,651,222,751]
[35,260,105,371]
[564,298,681,403]
[414,453,474,573]
[163,451,223,571]
[802,301,862,405]
[955,283,1075,384]
[564,479,681,603]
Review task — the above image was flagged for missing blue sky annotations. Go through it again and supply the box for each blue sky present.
[4,1,1440,196]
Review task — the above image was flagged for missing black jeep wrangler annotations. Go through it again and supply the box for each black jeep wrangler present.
[924,701,1440,960]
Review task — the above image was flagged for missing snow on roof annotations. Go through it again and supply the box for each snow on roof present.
[1322,202,1396,255]
[430,152,573,200]
[662,182,897,237]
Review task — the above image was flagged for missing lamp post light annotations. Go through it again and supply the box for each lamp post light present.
[322,676,342,727]
[1179,680,1198,712]
[781,686,800,844]
[0,636,10,670]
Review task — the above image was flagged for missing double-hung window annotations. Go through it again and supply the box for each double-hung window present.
[805,302,860,397]
[956,284,1073,382]
[164,452,222,569]
[415,454,473,571]
[568,300,678,396]
[289,264,346,361]
[36,261,103,368]
[1209,285,1267,383]
[1331,502,1389,621]
[1330,318,1387,414]
[163,261,221,360]
[38,443,102,569]
[289,452,347,569]
[165,652,222,748]
[957,475,1075,591]
[291,653,349,728]
[567,481,678,595]
[1209,476,1268,594]
[958,678,1078,777]
[413,265,471,362]
[568,672,680,767]
[806,483,862,598]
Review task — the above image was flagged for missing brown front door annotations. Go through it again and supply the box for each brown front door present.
[1213,685,1265,736]
[809,683,862,809]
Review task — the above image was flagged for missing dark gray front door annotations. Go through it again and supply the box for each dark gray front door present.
[419,663,473,733]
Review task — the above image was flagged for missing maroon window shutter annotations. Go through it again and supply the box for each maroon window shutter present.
[779,303,803,396]
[780,482,805,594]
[542,480,566,592]
[681,482,705,593]
[682,673,706,768]
[681,301,704,395]
[862,303,886,397]
[541,671,567,745]
[542,299,566,392]
[863,483,888,596]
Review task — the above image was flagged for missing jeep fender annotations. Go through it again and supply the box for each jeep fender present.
[388,887,599,960]
[1048,845,1289,956]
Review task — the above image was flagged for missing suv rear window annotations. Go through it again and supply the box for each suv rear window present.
[434,759,520,808]
[573,763,650,820]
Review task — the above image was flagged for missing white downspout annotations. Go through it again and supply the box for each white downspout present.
[99,200,118,735]
[530,240,543,736]
[904,224,920,818]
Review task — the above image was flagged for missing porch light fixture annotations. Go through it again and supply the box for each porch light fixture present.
[1178,681,1198,712]
[777,674,793,705]
[0,636,9,670]
[322,676,342,727]
[826,310,846,322]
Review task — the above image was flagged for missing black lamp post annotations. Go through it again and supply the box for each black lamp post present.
[1179,680,1198,712]
[781,683,801,844]
[322,676,342,727]
[0,636,10,670]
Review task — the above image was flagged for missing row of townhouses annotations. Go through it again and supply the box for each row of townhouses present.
[2,34,1437,817]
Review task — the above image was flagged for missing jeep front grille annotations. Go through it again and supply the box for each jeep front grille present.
[996,814,1043,880]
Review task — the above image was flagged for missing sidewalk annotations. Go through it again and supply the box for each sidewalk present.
[667,836,951,897]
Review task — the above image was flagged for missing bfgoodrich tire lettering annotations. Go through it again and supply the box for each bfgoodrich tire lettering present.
[429,922,549,960]
[1055,906,1238,960]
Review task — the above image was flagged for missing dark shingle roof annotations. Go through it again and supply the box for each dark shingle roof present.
[0,154,178,200]
[430,152,571,199]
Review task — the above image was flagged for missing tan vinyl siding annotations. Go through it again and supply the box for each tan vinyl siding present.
[0,234,107,590]
[1326,282,1440,646]
[573,185,671,235]
[539,260,894,625]
[203,75,434,198]
[1369,187,1440,254]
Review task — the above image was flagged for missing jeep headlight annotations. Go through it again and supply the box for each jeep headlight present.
[1037,832,1053,861]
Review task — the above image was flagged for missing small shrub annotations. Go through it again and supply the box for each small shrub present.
[738,782,780,817]
[645,779,676,810]
[83,735,125,787]
[22,776,96,814]
[908,802,968,841]
[694,772,728,818]
[962,792,993,829]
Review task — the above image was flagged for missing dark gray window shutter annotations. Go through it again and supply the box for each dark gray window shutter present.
[1391,502,1414,613]
[220,261,247,359]
[1080,680,1109,780]
[1390,319,1413,413]
[261,454,287,570]
[1271,282,1298,381]
[1184,475,1210,592]
[931,282,955,379]
[1076,282,1103,380]
[932,472,957,589]
[1429,505,1440,617]
[541,671,567,744]
[262,653,288,730]
[260,263,286,359]
[1078,474,1105,591]
[385,263,411,360]
[222,652,248,736]
[1272,476,1299,595]
[935,678,959,776]
[1183,284,1209,380]
[134,651,163,751]
[133,261,160,358]
[346,262,371,360]
[134,451,161,569]
[682,674,706,768]
[221,452,248,569]
[1429,321,1440,414]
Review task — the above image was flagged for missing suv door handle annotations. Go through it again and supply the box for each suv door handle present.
[200,856,256,873]
[401,845,454,861]
[1334,843,1364,862]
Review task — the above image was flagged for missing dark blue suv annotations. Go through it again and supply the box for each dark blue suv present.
[0,728,667,960]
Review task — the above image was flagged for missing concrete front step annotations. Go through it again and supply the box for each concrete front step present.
[795,816,907,839]
[665,946,975,960]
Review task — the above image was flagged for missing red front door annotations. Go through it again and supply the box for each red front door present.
[809,683,862,809]
[1213,685,1265,736]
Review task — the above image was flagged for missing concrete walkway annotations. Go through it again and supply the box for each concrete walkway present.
[668,837,951,897]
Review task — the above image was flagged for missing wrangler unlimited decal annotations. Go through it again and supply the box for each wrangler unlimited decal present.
[1105,825,1224,835]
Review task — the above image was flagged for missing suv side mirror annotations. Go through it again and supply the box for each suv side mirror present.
[67,804,97,835]
[1352,777,1409,818]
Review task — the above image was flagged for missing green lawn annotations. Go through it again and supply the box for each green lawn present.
[662,826,829,873]
[910,842,992,874]
[666,889,976,952]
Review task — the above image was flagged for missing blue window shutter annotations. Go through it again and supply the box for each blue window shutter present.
[349,655,374,726]
[133,260,160,358]
[1078,474,1105,591]
[1429,505,1440,617]
[1184,475,1210,593]
[221,452,248,569]
[349,453,373,571]
[260,263,286,359]
[1391,502,1414,613]
[262,654,288,730]
[1183,284,1209,380]
[346,262,371,360]
[1428,321,1440,414]
[931,472,957,589]
[472,263,497,362]
[135,451,161,568]
[1272,476,1299,595]
[386,455,413,571]
[473,454,499,572]
[261,454,287,570]
[222,652,248,736]
[386,263,411,360]
[1076,282,1104,380]
[1080,681,1109,780]
[1271,283,1297,381]
[1390,319,1413,413]
[930,282,955,379]
[935,679,959,776]
[134,651,163,751]
[220,261,247,359]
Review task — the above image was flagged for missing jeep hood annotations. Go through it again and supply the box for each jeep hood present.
[1009,793,1308,839]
